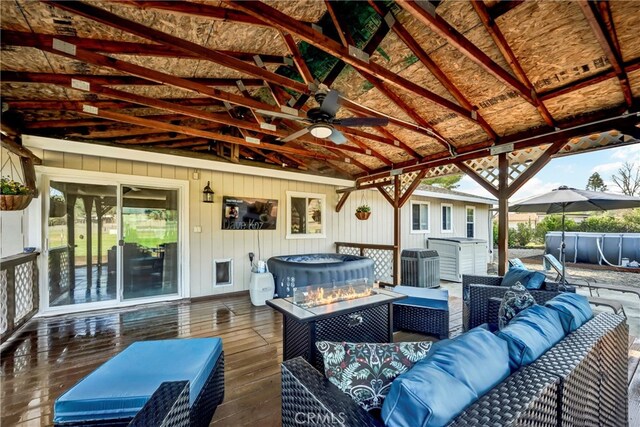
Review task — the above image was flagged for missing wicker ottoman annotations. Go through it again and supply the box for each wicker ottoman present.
[54,338,225,427]
[392,286,449,339]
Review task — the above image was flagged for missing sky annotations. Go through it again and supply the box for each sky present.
[456,143,640,202]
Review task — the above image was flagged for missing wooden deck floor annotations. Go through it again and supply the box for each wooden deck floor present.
[0,293,637,426]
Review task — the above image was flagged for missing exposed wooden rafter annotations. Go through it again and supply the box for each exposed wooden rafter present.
[396,0,534,104]
[470,0,557,127]
[577,0,633,107]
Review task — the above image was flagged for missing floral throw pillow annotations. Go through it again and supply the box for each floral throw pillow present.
[316,341,432,414]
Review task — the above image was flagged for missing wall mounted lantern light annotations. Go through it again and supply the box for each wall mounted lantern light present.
[202,181,214,203]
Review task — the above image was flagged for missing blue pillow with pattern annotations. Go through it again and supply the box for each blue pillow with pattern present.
[316,341,432,415]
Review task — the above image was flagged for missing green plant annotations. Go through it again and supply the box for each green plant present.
[1,176,30,195]
[511,223,534,247]
[356,204,371,213]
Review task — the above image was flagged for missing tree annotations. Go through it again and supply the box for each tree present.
[611,162,640,196]
[423,174,463,190]
[586,172,607,191]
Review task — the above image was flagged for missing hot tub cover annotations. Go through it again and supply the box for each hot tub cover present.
[54,337,222,423]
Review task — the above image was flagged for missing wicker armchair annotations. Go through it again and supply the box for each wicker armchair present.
[462,274,575,331]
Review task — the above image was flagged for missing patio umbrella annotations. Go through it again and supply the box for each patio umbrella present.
[509,185,640,284]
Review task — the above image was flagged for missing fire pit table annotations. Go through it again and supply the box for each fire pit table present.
[266,281,406,371]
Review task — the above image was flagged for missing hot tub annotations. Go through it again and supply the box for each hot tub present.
[267,253,375,298]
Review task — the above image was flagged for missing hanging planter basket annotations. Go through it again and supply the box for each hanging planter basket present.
[355,211,371,220]
[0,194,33,211]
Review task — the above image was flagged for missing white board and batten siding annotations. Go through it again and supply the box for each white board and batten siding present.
[21,136,494,299]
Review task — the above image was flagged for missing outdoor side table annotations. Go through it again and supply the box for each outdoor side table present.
[392,286,450,339]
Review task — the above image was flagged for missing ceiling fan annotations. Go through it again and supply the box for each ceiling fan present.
[256,89,389,144]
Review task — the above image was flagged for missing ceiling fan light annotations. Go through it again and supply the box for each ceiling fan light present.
[309,124,333,139]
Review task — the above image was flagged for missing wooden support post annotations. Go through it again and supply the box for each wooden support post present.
[83,197,94,289]
[497,153,509,276]
[393,175,401,285]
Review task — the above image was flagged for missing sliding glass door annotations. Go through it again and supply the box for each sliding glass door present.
[121,186,179,300]
[46,179,181,310]
[47,182,118,307]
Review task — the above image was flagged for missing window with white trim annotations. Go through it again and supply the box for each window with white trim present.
[441,203,453,232]
[410,201,430,233]
[466,206,475,238]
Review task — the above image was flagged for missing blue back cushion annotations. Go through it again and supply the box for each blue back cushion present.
[509,258,527,270]
[54,338,223,423]
[382,328,510,427]
[545,293,593,333]
[497,305,566,370]
[502,267,546,290]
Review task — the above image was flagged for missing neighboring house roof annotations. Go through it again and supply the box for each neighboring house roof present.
[412,184,497,205]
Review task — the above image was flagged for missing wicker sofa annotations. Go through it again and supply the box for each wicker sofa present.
[280,312,627,426]
[462,274,575,331]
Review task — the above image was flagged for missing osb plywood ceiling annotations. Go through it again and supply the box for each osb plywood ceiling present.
[1,0,639,180]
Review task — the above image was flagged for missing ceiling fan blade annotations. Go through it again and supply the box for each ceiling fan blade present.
[255,109,303,121]
[328,128,347,145]
[320,90,341,116]
[279,127,310,143]
[334,117,389,127]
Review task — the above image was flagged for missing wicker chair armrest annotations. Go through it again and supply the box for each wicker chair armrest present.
[129,381,190,427]
[462,275,503,303]
[449,367,560,426]
[281,357,383,427]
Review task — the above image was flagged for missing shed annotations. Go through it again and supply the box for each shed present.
[427,237,488,282]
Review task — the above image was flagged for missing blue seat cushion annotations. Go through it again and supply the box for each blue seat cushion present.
[544,293,593,333]
[54,338,223,424]
[502,267,546,290]
[382,328,510,427]
[497,305,565,370]
[393,286,449,311]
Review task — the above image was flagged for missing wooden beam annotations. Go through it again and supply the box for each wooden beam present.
[280,32,314,84]
[0,70,264,89]
[3,97,217,111]
[396,0,533,104]
[577,0,633,106]
[357,112,640,182]
[470,0,556,127]
[75,108,342,161]
[225,1,479,124]
[0,137,42,165]
[377,185,395,207]
[324,0,355,47]
[368,1,498,141]
[393,175,401,285]
[497,153,509,276]
[455,161,498,198]
[507,139,568,197]
[43,1,309,94]
[335,191,351,213]
[1,30,289,64]
[398,169,427,208]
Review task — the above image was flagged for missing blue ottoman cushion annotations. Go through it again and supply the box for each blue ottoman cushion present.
[382,328,510,426]
[393,286,449,311]
[54,338,223,424]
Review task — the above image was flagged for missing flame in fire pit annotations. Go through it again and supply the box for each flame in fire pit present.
[293,284,373,308]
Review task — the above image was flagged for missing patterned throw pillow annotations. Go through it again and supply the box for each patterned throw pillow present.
[498,283,536,329]
[316,341,432,414]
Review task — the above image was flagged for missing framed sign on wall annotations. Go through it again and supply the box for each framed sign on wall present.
[286,191,326,239]
[222,196,278,230]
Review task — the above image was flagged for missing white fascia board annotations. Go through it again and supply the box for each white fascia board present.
[412,189,497,205]
[23,135,354,187]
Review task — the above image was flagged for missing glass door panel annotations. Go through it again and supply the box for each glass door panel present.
[121,186,179,300]
[48,182,118,307]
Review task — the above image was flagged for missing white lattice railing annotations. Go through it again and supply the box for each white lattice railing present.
[335,242,397,284]
[1,252,39,343]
